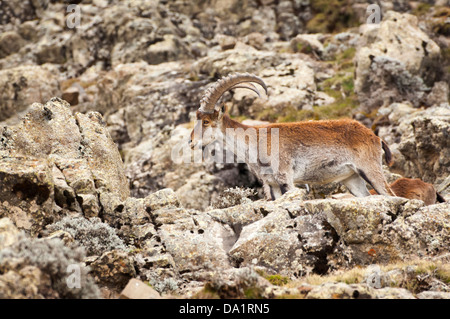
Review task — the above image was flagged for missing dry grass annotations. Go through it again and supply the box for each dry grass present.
[286,259,450,290]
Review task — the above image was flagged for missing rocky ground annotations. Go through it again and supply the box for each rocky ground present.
[0,0,449,299]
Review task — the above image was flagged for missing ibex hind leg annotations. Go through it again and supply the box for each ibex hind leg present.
[263,184,273,200]
[357,168,395,196]
[342,174,371,197]
[263,183,282,200]
[271,185,282,200]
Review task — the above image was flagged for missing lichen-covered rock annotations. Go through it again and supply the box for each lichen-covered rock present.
[384,202,450,259]
[0,97,130,233]
[200,267,273,299]
[355,11,442,111]
[305,282,415,299]
[46,216,127,257]
[88,249,136,291]
[158,210,235,274]
[100,188,179,229]
[376,104,450,188]
[0,157,54,236]
[0,0,448,300]
[217,195,448,277]
[300,196,443,265]
[303,196,414,244]
[228,208,304,277]
[0,236,101,299]
[0,217,22,250]
[75,111,129,201]
[0,65,60,122]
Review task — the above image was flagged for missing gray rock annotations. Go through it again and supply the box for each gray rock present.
[0,156,55,236]
[0,98,130,233]
[0,236,101,299]
[305,282,415,299]
[355,11,442,112]
[0,65,60,122]
[228,208,302,276]
[88,249,136,291]
[119,278,162,299]
[376,104,450,188]
[191,48,317,115]
[417,291,450,299]
[0,217,22,250]
[158,210,235,274]
[384,202,450,259]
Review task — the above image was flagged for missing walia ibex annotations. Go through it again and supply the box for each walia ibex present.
[189,73,395,200]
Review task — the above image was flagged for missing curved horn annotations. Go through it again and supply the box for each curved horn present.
[198,73,268,114]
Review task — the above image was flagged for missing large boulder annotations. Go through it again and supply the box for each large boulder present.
[0,65,60,122]
[220,193,448,277]
[0,157,54,236]
[376,104,450,190]
[0,98,129,234]
[120,189,448,294]
[0,220,101,299]
[355,11,442,112]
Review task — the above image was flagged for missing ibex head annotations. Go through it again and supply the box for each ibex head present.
[189,73,267,150]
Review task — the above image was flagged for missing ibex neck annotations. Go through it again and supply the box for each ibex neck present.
[221,114,249,131]
[220,114,257,163]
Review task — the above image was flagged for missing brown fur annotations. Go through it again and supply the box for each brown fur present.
[370,178,445,205]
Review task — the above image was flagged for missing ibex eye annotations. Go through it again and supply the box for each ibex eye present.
[203,120,209,125]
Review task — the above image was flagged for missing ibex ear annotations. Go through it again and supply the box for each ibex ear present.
[218,104,227,119]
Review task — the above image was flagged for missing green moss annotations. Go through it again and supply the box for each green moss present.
[321,70,355,97]
[255,270,290,287]
[265,274,290,286]
[411,3,432,16]
[337,47,356,60]
[296,42,314,54]
[306,0,359,34]
[243,287,263,299]
[230,114,248,122]
[188,74,200,82]
[306,13,329,34]
[193,284,221,299]
[257,94,358,123]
